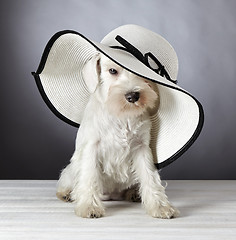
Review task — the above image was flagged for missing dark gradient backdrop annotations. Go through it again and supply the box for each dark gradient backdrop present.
[1,0,236,180]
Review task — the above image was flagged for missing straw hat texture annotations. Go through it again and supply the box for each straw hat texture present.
[32,24,204,169]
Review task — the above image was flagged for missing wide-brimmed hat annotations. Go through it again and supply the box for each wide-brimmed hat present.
[32,24,204,169]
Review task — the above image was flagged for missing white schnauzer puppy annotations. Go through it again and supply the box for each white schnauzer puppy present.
[56,53,179,219]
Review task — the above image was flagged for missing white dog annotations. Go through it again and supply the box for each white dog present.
[56,53,179,218]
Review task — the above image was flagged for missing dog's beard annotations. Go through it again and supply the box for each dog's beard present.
[106,84,158,118]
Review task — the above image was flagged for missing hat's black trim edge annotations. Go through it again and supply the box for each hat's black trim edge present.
[35,30,80,74]
[155,97,204,169]
[32,72,80,128]
[32,30,204,170]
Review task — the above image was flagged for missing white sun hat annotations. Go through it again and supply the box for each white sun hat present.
[32,24,204,169]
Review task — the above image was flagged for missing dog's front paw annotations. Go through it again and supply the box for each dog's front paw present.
[56,191,73,202]
[75,204,105,218]
[146,203,179,219]
[125,188,141,202]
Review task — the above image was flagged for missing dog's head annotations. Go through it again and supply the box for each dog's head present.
[82,53,159,118]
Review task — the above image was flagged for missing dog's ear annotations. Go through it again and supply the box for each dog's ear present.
[82,53,101,93]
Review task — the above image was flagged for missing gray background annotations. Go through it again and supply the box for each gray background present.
[1,0,236,180]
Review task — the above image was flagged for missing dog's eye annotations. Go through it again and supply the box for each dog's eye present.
[109,68,118,75]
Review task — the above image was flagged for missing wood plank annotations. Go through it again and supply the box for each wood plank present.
[0,180,235,240]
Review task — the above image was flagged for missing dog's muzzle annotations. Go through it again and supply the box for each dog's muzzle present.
[125,92,140,103]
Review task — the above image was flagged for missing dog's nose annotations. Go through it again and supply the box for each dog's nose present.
[125,92,140,103]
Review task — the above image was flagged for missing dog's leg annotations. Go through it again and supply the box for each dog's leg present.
[56,160,76,202]
[71,142,105,218]
[133,146,179,218]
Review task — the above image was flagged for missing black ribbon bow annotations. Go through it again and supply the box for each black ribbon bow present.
[110,35,177,84]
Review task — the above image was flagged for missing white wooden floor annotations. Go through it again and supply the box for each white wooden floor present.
[0,180,235,240]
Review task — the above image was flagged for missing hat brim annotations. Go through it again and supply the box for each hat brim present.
[32,30,204,169]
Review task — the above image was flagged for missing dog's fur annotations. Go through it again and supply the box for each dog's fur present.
[56,54,179,218]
